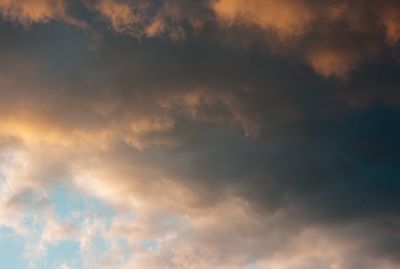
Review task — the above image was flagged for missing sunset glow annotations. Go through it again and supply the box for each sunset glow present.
[0,1,399,269]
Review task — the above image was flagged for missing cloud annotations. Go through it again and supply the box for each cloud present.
[0,7,399,268]
[211,0,400,77]
[0,0,85,26]
[94,0,192,39]
[90,0,400,77]
[96,0,138,33]
[0,0,60,24]
[2,1,400,77]
[212,0,312,39]
[56,264,70,269]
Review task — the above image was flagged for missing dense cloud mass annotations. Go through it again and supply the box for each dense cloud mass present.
[0,1,399,269]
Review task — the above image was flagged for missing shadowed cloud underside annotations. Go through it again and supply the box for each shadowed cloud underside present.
[0,1,399,269]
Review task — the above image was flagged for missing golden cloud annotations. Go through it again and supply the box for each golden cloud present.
[212,0,313,39]
[96,0,138,32]
[0,0,85,26]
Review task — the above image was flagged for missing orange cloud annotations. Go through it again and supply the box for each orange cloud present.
[0,0,85,26]
[96,0,138,32]
[93,0,400,77]
[212,0,313,39]
[211,0,400,77]
[383,7,400,45]
[158,90,261,138]
[0,4,399,267]
[95,0,187,39]
[0,0,58,24]
[306,48,362,78]
[1,0,400,78]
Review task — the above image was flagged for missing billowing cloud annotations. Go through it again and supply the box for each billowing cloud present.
[1,1,400,77]
[0,0,62,24]
[211,0,400,77]
[0,2,399,269]
[0,0,85,26]
[96,0,138,33]
[212,0,312,39]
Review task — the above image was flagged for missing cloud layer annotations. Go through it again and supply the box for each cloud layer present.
[0,1,399,269]
[2,0,400,77]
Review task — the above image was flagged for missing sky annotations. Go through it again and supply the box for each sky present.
[0,0,399,269]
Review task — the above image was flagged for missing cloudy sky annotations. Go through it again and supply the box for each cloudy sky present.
[0,0,399,268]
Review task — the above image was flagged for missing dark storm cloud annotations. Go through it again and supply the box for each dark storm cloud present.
[3,0,400,77]
[0,1,399,268]
[76,28,400,263]
[90,28,400,263]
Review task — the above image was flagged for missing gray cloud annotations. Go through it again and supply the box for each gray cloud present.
[0,4,399,268]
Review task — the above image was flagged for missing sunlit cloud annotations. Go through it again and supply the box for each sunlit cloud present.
[0,1,399,269]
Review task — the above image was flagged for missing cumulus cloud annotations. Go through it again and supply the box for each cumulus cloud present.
[0,0,61,24]
[0,0,85,26]
[94,0,191,39]
[96,0,138,33]
[212,0,312,39]
[2,1,400,77]
[210,0,400,77]
[0,2,399,269]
